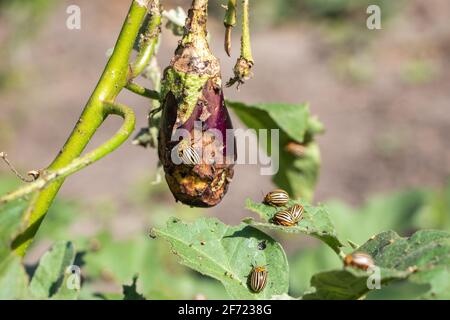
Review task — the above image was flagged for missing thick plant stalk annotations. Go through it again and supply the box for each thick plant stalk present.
[158,0,235,207]
[9,0,160,256]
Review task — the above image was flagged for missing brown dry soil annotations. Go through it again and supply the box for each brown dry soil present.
[1,0,450,240]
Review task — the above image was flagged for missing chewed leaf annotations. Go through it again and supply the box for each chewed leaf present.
[244,199,343,254]
[152,217,289,300]
[302,230,450,300]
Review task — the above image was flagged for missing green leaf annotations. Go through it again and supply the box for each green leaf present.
[227,101,310,143]
[152,217,289,299]
[227,101,323,201]
[244,199,343,254]
[302,230,450,300]
[29,241,77,299]
[0,254,28,299]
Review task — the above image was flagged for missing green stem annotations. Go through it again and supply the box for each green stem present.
[10,0,152,256]
[1,102,135,206]
[126,82,160,99]
[224,0,237,56]
[129,0,161,79]
[241,0,253,62]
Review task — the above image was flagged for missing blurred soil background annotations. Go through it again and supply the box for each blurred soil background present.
[1,0,450,259]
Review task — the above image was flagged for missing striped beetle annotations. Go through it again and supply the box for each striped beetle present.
[344,252,375,271]
[264,189,289,207]
[289,204,304,223]
[177,140,201,166]
[249,265,268,293]
[272,209,297,227]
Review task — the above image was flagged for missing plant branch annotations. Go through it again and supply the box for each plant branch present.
[0,152,39,182]
[125,82,160,99]
[129,0,161,79]
[227,0,254,88]
[9,0,151,257]
[0,102,135,206]
[240,0,253,63]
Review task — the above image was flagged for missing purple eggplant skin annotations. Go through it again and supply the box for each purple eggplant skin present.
[158,2,235,207]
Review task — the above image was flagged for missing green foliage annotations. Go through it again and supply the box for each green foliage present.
[83,230,228,300]
[302,230,450,300]
[0,241,78,299]
[227,101,323,201]
[28,241,77,299]
[244,199,343,254]
[413,182,450,231]
[326,190,427,246]
[0,0,447,301]
[152,217,289,299]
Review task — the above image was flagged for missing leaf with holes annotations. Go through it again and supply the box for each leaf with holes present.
[244,199,343,254]
[152,217,289,299]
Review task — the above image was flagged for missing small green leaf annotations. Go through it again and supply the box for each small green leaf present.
[29,241,77,299]
[244,199,343,254]
[302,230,450,300]
[153,217,289,299]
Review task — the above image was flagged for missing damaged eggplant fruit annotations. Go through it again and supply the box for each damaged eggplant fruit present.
[158,0,235,207]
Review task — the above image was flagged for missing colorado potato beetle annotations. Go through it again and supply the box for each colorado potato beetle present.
[264,189,289,206]
[289,204,304,223]
[177,141,201,166]
[344,252,375,271]
[249,265,268,293]
[272,209,297,227]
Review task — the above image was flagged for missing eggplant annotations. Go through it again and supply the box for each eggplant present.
[158,1,235,207]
